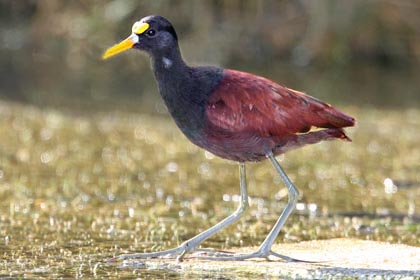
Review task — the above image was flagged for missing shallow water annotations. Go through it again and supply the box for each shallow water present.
[0,101,419,278]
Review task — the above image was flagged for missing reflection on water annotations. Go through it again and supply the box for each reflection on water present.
[0,101,419,277]
[384,178,398,194]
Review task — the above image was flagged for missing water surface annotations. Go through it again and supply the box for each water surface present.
[0,102,418,278]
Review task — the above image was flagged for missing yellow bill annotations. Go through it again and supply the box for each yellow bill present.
[102,22,150,60]
[102,34,137,60]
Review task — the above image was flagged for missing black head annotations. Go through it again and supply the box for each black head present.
[102,15,178,59]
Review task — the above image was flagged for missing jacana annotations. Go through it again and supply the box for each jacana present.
[103,15,355,261]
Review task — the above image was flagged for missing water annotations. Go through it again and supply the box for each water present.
[0,102,418,278]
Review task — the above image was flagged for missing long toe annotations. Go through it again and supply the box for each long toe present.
[117,246,186,261]
[188,249,312,262]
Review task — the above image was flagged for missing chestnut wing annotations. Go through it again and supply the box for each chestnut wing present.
[205,69,354,137]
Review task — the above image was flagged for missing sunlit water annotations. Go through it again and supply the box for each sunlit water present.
[0,101,419,278]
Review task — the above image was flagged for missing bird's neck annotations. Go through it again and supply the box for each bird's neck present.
[151,46,188,81]
[150,45,192,109]
[150,46,206,141]
[149,47,224,144]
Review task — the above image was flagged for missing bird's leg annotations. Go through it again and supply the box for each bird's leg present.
[117,163,249,261]
[194,151,302,261]
[256,152,299,257]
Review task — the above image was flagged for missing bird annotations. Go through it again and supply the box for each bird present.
[102,15,355,261]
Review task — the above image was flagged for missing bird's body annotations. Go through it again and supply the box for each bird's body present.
[150,45,353,162]
[103,15,355,261]
[154,63,353,161]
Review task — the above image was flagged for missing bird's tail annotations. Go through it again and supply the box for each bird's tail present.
[324,127,352,142]
[273,128,351,155]
[323,106,355,128]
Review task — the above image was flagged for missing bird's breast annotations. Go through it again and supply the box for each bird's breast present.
[156,66,224,144]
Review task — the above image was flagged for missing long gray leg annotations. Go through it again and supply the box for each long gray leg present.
[118,162,249,261]
[195,151,301,261]
[257,151,299,255]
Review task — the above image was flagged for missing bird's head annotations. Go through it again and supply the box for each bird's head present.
[102,15,178,60]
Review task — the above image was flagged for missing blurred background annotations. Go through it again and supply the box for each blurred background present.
[1,0,419,113]
[0,1,419,277]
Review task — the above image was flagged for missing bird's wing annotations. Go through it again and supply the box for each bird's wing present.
[205,69,354,137]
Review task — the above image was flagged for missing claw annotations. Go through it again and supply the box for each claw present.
[176,249,187,262]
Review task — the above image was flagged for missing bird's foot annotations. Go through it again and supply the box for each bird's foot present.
[188,249,311,262]
[114,248,182,262]
[112,246,313,263]
[112,240,202,262]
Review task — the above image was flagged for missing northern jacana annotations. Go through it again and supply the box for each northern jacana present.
[103,15,355,261]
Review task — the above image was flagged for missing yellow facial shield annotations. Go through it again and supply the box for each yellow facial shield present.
[132,22,150,34]
[102,22,150,60]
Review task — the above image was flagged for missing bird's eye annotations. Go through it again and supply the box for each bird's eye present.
[146,29,156,37]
